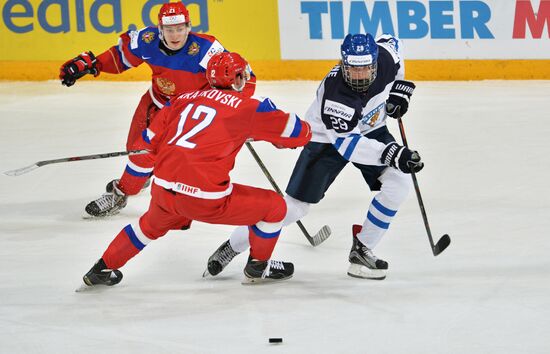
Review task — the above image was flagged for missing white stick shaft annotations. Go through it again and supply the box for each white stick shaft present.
[4,164,39,176]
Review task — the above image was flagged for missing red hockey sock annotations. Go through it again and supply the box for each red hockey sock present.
[117,162,153,195]
[248,225,280,261]
[102,224,151,269]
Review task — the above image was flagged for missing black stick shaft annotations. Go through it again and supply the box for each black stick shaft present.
[396,118,437,253]
[245,142,315,243]
[36,150,148,167]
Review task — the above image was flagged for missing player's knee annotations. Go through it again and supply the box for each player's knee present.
[285,194,310,220]
[263,192,287,223]
[254,220,283,234]
[138,214,167,240]
[380,175,412,207]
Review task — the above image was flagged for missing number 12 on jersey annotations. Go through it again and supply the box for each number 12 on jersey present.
[167,104,217,149]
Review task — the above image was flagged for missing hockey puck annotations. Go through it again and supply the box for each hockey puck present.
[269,337,283,344]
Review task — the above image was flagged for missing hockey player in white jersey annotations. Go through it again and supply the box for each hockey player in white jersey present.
[204,33,423,280]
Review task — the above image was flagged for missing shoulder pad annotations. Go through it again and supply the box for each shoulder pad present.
[199,39,225,69]
[127,27,159,50]
[255,97,278,113]
[128,30,140,50]
[376,34,401,64]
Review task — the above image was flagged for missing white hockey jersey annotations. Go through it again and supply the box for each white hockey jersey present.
[305,34,405,166]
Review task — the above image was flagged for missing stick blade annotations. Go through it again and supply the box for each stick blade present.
[433,234,451,256]
[3,164,39,177]
[311,225,332,247]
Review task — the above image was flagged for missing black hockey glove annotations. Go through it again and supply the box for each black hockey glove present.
[385,80,416,118]
[59,51,99,87]
[381,142,424,174]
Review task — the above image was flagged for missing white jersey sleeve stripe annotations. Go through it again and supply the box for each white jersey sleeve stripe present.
[199,40,225,69]
[126,161,154,176]
[281,113,300,138]
[117,39,134,69]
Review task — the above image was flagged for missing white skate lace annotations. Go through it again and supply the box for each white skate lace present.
[95,192,117,211]
[262,260,285,279]
[361,245,379,262]
[217,244,238,266]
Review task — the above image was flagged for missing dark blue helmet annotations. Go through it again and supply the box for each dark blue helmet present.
[340,34,378,92]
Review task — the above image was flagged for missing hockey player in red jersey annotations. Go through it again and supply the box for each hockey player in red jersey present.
[204,34,424,281]
[79,52,311,288]
[59,1,256,217]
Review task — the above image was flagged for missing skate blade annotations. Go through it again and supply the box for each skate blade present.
[241,274,293,285]
[81,210,121,220]
[202,269,211,278]
[75,282,116,292]
[347,264,386,280]
[75,282,96,292]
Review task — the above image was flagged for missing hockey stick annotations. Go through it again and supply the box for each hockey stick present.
[396,118,450,256]
[245,142,331,246]
[4,150,148,177]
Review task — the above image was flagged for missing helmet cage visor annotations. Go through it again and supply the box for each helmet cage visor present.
[341,62,377,92]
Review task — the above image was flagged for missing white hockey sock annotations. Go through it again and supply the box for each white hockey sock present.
[228,196,310,252]
[228,226,250,253]
[282,195,310,227]
[357,197,398,249]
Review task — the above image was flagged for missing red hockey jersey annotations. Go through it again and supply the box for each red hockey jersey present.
[129,89,311,198]
[96,27,256,106]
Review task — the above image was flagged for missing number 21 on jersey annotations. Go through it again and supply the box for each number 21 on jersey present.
[167,104,217,148]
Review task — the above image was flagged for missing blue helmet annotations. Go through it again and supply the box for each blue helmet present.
[340,33,378,92]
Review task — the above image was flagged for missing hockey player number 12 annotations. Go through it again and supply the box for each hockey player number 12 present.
[167,103,217,149]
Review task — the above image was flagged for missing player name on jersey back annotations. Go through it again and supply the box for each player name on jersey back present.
[177,89,243,109]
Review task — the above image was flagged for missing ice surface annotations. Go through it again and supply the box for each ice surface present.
[1,80,549,353]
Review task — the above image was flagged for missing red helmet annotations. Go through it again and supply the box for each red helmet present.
[207,52,250,91]
[158,2,189,26]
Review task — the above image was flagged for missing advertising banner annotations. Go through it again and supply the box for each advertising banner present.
[278,0,550,60]
[1,0,549,80]
[0,0,280,61]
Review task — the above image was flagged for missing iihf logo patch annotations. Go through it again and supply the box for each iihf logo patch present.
[188,42,200,56]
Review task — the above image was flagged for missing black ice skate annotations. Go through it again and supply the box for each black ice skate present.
[80,258,123,289]
[106,178,151,194]
[347,224,389,280]
[242,257,294,284]
[85,180,128,217]
[203,240,241,277]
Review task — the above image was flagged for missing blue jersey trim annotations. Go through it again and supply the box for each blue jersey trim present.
[256,98,278,113]
[343,134,361,160]
[141,129,151,144]
[124,224,146,250]
[250,225,281,239]
[125,164,153,178]
[289,119,302,138]
[334,137,344,150]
